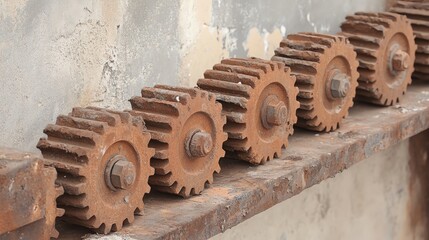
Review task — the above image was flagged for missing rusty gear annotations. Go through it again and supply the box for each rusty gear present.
[340,12,416,106]
[0,148,64,239]
[129,86,227,198]
[272,33,359,132]
[391,1,429,80]
[197,58,299,165]
[37,107,154,234]
[45,167,65,239]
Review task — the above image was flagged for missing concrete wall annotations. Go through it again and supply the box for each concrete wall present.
[211,130,429,240]
[0,0,387,152]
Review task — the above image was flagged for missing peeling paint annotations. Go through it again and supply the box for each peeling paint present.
[178,0,233,87]
[243,27,283,59]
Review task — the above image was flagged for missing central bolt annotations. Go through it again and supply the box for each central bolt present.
[330,72,350,99]
[109,157,136,190]
[388,44,410,75]
[392,50,410,72]
[266,101,287,126]
[261,95,288,129]
[186,130,213,157]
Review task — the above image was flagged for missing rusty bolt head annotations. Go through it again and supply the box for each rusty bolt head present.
[187,131,213,157]
[392,50,410,72]
[330,73,350,99]
[266,101,288,126]
[110,159,136,190]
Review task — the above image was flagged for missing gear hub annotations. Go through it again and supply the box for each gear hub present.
[130,86,227,198]
[37,107,154,234]
[391,1,429,80]
[197,58,299,164]
[340,12,416,106]
[272,33,359,132]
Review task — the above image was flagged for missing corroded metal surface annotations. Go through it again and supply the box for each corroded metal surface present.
[197,58,299,164]
[272,33,359,132]
[341,12,417,106]
[130,86,227,198]
[391,1,429,80]
[37,107,154,234]
[57,84,429,240]
[0,148,64,239]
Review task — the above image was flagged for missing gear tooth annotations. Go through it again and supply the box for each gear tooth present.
[215,164,221,174]
[342,11,416,106]
[112,221,124,232]
[151,158,171,175]
[212,63,263,79]
[287,32,334,47]
[221,58,273,73]
[223,138,251,152]
[141,87,190,105]
[50,229,60,239]
[151,146,169,161]
[208,92,217,102]
[44,159,85,178]
[198,78,251,99]
[183,187,193,198]
[55,208,65,217]
[271,56,318,75]
[62,206,93,221]
[203,69,257,88]
[55,184,65,198]
[341,17,386,38]
[190,188,197,196]
[130,96,180,117]
[57,177,87,196]
[56,115,107,134]
[177,187,187,198]
[43,124,98,147]
[224,123,247,139]
[98,223,112,235]
[305,116,321,127]
[154,84,199,98]
[134,207,143,216]
[71,107,120,127]
[279,38,326,53]
[103,109,133,123]
[150,164,156,176]
[149,173,175,186]
[58,193,88,208]
[378,12,400,21]
[134,205,143,216]
[37,138,89,164]
[274,45,322,62]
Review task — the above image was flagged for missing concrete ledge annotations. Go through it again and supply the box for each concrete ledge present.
[60,82,429,240]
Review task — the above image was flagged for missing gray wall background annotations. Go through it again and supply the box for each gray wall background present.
[0,0,387,152]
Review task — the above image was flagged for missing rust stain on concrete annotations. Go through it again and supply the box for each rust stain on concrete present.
[407,129,429,239]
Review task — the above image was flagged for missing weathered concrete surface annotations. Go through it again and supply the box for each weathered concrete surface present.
[58,83,429,240]
[0,0,387,152]
[212,131,429,240]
